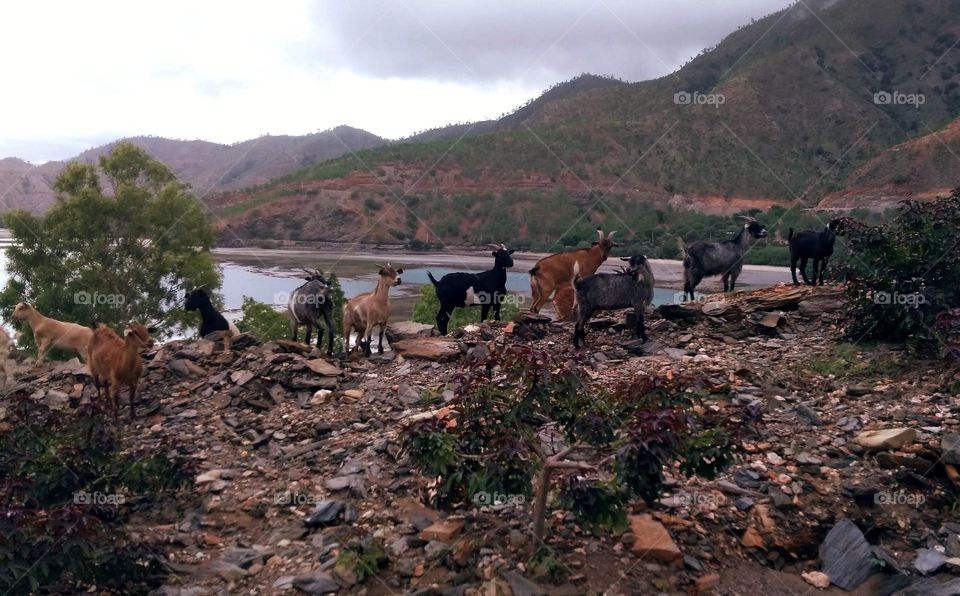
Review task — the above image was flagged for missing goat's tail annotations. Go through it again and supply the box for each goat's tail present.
[528,265,539,277]
[572,261,582,284]
[787,227,794,241]
[427,271,440,288]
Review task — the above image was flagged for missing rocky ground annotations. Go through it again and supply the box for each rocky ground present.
[5,283,960,595]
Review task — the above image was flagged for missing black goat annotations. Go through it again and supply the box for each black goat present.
[680,216,768,301]
[427,245,514,335]
[572,255,655,348]
[288,268,335,355]
[788,219,842,286]
[185,288,238,351]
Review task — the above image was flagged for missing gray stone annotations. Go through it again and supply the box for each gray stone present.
[292,570,341,594]
[304,500,346,527]
[167,358,205,378]
[819,518,877,590]
[209,561,247,582]
[892,577,960,596]
[501,570,547,596]
[915,549,948,575]
[220,547,264,569]
[942,433,960,465]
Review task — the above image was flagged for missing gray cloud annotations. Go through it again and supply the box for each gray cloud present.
[311,0,797,86]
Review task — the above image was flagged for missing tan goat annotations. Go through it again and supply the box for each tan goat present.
[88,322,155,419]
[342,264,403,356]
[529,230,618,319]
[12,302,93,365]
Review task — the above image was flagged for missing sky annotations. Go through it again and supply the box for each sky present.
[0,0,795,163]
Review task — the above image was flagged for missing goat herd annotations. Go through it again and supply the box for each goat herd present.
[4,217,845,419]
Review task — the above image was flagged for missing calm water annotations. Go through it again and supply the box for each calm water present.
[0,231,777,323]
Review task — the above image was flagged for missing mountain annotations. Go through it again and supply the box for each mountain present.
[0,126,386,213]
[211,0,960,247]
[819,115,960,210]
[404,74,625,142]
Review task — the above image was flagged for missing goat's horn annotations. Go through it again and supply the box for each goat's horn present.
[596,229,604,241]
[500,243,507,250]
[607,231,617,239]
[737,215,755,222]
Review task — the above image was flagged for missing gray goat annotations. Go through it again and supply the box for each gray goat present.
[680,216,768,301]
[288,268,335,355]
[572,255,655,348]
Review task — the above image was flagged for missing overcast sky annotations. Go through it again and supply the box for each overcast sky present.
[0,0,794,163]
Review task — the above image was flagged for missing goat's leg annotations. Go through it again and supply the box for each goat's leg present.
[304,323,313,346]
[798,257,811,285]
[128,383,137,421]
[362,323,374,357]
[479,303,492,322]
[721,273,730,293]
[322,311,336,355]
[530,281,550,313]
[790,256,800,285]
[290,319,298,342]
[635,306,648,342]
[35,339,49,366]
[378,325,385,354]
[492,293,503,321]
[818,258,829,286]
[436,305,451,336]
[728,272,740,292]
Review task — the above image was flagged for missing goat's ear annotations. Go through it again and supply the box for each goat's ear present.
[620,257,631,262]
[397,268,404,274]
[378,268,385,275]
[491,251,498,256]
[591,241,599,246]
[508,249,515,254]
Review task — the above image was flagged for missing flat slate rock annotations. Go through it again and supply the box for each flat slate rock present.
[390,337,461,360]
[819,518,878,590]
[292,570,341,594]
[893,577,960,596]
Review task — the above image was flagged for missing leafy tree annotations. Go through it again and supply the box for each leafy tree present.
[0,142,219,348]
[236,297,289,342]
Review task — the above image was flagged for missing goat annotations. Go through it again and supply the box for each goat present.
[572,256,655,348]
[342,264,403,356]
[427,245,515,335]
[679,217,768,301]
[184,288,238,351]
[530,230,618,320]
[88,322,155,419]
[289,268,335,355]
[788,219,843,286]
[12,302,93,365]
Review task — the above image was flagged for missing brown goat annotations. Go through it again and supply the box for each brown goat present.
[12,302,93,365]
[342,264,402,356]
[529,230,618,319]
[88,322,154,419]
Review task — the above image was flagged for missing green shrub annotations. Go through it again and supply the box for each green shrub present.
[840,188,960,350]
[0,396,192,593]
[237,296,289,342]
[412,283,520,332]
